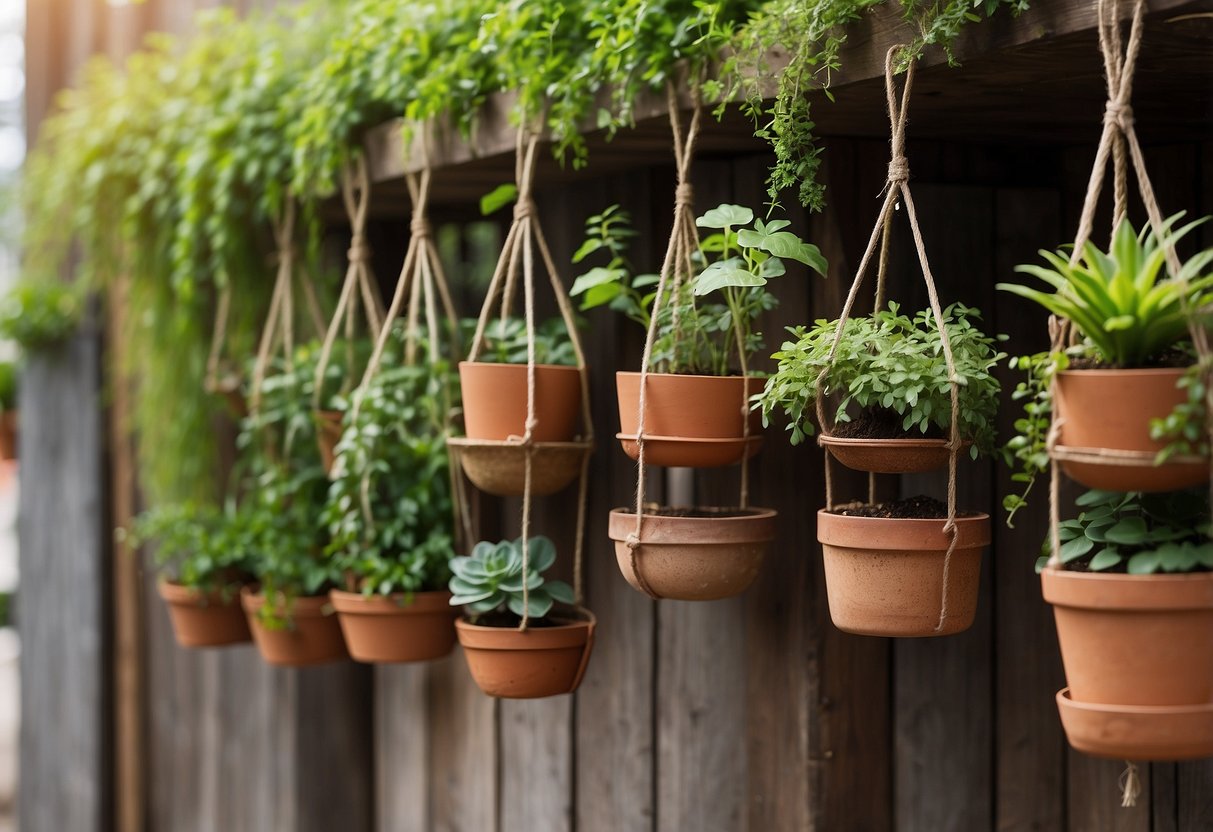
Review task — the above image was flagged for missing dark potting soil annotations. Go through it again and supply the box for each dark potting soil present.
[830,494,978,520]
[1068,347,1193,370]
[637,506,767,519]
[469,611,561,628]
[830,408,944,441]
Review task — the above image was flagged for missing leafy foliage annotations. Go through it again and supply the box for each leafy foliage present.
[1000,349,1065,526]
[759,302,1005,452]
[124,501,256,595]
[0,280,82,350]
[0,362,15,412]
[478,317,579,366]
[1044,489,1213,575]
[448,536,575,623]
[1150,361,1210,463]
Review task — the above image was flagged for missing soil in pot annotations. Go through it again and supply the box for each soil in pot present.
[818,496,990,637]
[455,614,595,699]
[820,408,960,474]
[615,372,763,467]
[241,589,349,667]
[158,581,251,648]
[608,506,777,601]
[1053,367,1207,492]
[459,362,582,442]
[330,590,458,664]
[315,410,343,475]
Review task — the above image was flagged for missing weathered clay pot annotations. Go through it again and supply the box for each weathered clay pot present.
[241,589,348,667]
[455,614,595,699]
[816,509,990,637]
[314,409,343,475]
[818,435,967,474]
[608,507,777,600]
[1053,368,1207,492]
[615,372,763,467]
[329,590,458,664]
[1042,568,1213,758]
[158,581,251,648]
[459,362,583,442]
[447,437,591,497]
[0,411,16,461]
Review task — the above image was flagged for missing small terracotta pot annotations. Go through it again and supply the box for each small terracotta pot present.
[241,589,348,667]
[818,435,967,474]
[158,581,251,648]
[459,362,583,442]
[615,372,763,467]
[447,437,591,497]
[608,507,777,600]
[1053,368,1207,492]
[314,410,343,475]
[455,614,595,699]
[329,590,458,664]
[0,411,16,461]
[1055,689,1213,761]
[816,509,990,637]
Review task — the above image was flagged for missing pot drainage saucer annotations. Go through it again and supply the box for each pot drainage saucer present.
[615,433,763,468]
[1056,687,1213,760]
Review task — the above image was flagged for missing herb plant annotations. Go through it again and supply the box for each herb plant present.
[478,318,578,366]
[0,280,82,350]
[759,302,1005,452]
[125,502,256,597]
[0,362,16,412]
[449,536,575,623]
[1044,488,1213,575]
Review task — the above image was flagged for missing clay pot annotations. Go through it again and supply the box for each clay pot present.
[615,372,763,467]
[447,437,591,497]
[158,581,251,648]
[315,410,343,475]
[1053,368,1207,492]
[455,614,595,699]
[0,411,15,461]
[241,589,348,667]
[818,435,967,474]
[816,509,990,637]
[608,507,777,600]
[459,362,583,442]
[1042,568,1213,760]
[329,590,458,664]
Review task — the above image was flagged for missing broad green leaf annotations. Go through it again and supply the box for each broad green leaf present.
[696,204,753,229]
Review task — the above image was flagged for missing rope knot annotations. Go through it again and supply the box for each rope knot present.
[513,199,536,222]
[409,217,432,238]
[624,532,640,550]
[1104,101,1135,131]
[887,156,910,183]
[675,182,695,209]
[346,235,372,263]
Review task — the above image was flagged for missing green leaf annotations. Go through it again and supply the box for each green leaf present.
[1088,548,1123,571]
[696,204,753,229]
[480,183,517,216]
[1105,517,1149,545]
[693,264,764,295]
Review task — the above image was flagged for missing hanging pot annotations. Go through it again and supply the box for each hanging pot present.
[615,372,763,467]
[816,509,989,637]
[1053,368,1206,492]
[817,435,966,474]
[314,409,344,475]
[608,507,776,600]
[241,588,348,667]
[329,590,458,664]
[455,613,595,699]
[447,437,591,498]
[0,411,16,462]
[459,362,583,442]
[1042,568,1213,760]
[158,581,251,648]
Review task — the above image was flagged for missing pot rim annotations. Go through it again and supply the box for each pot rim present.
[158,580,241,605]
[608,506,777,544]
[816,508,991,549]
[454,613,596,650]
[240,586,335,617]
[1057,687,1213,715]
[1058,366,1191,379]
[459,360,583,373]
[616,370,763,382]
[615,432,764,446]
[1041,565,1213,610]
[818,435,965,448]
[329,589,456,615]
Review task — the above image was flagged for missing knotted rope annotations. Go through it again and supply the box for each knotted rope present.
[813,47,964,634]
[466,127,595,630]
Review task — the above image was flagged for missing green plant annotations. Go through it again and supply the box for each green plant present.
[0,362,16,412]
[0,280,82,349]
[448,535,575,623]
[998,216,1213,368]
[1150,361,1211,463]
[324,355,458,597]
[759,302,1005,452]
[1044,488,1213,575]
[478,317,578,366]
[571,203,825,375]
[125,501,255,596]
[1000,349,1066,525]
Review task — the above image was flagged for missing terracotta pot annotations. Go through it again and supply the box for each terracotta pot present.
[459,362,583,442]
[1042,568,1213,709]
[158,581,251,648]
[816,509,990,637]
[241,589,348,667]
[0,411,16,461]
[818,435,967,474]
[615,372,763,467]
[315,410,343,475]
[608,507,776,600]
[329,590,458,664]
[1055,689,1213,761]
[455,614,595,699]
[447,437,591,497]
[1054,368,1207,492]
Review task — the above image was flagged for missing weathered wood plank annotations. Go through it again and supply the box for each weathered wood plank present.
[375,664,431,832]
[427,654,498,832]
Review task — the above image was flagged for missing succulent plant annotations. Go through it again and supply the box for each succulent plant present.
[449,536,575,622]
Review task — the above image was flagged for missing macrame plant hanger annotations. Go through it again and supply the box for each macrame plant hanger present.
[813,47,966,634]
[204,279,245,415]
[1040,0,1213,807]
[310,156,388,474]
[461,127,594,640]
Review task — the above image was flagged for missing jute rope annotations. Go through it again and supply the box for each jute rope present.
[466,127,595,630]
[311,156,387,411]
[813,47,964,634]
[204,281,234,395]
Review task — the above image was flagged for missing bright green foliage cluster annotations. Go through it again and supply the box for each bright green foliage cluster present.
[1000,216,1213,367]
[324,354,458,597]
[0,281,82,350]
[1000,349,1065,525]
[449,536,575,622]
[0,362,15,412]
[1046,489,1213,575]
[478,318,579,366]
[759,302,1005,451]
[125,502,257,596]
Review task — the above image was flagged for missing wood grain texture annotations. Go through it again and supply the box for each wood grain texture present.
[375,664,431,832]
